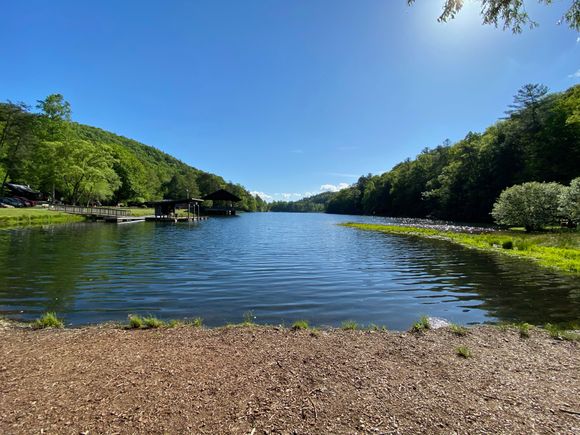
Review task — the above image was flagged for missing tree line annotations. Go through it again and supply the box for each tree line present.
[0,95,268,211]
[276,84,580,222]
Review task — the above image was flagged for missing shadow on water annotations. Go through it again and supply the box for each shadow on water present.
[0,214,578,329]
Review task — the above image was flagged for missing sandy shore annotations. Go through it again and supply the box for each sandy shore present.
[1,324,578,434]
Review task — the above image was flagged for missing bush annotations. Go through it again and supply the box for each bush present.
[559,177,580,224]
[33,312,64,329]
[491,181,564,232]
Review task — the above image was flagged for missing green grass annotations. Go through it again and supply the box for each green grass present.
[341,320,359,330]
[456,346,472,358]
[410,315,431,333]
[291,320,309,330]
[341,223,580,274]
[189,317,203,328]
[33,312,64,329]
[128,314,144,329]
[142,315,165,328]
[518,322,532,338]
[0,208,85,229]
[449,324,468,336]
[544,323,580,341]
[241,311,256,326]
[126,208,154,217]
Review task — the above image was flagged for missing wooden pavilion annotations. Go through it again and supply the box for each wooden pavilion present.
[146,198,205,222]
[202,189,241,216]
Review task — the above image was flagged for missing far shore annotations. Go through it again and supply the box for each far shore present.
[0,321,578,434]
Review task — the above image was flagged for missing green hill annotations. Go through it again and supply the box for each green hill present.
[0,95,267,211]
[290,84,580,222]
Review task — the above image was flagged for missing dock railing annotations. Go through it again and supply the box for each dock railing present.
[51,205,131,217]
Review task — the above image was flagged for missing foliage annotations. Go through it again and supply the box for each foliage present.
[270,191,335,212]
[544,323,580,341]
[342,223,580,274]
[0,94,266,210]
[456,346,472,358]
[341,320,359,330]
[33,312,64,329]
[286,84,580,223]
[408,0,580,32]
[491,181,564,232]
[411,315,431,332]
[291,320,310,330]
[559,177,580,223]
[450,324,468,336]
[518,322,532,338]
[128,314,144,329]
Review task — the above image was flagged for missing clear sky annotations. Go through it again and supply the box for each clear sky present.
[1,1,578,201]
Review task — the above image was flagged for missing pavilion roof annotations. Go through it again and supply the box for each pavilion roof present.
[203,189,241,202]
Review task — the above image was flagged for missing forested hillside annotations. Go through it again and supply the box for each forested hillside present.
[269,191,335,212]
[0,95,267,211]
[299,84,580,222]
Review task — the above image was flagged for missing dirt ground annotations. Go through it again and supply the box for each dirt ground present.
[0,324,578,434]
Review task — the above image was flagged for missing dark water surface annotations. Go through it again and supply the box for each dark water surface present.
[0,213,578,329]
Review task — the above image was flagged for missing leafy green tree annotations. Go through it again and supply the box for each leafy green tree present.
[164,172,200,199]
[491,181,564,231]
[559,177,580,223]
[408,0,580,32]
[36,94,71,122]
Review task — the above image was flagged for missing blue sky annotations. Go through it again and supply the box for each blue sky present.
[1,1,578,201]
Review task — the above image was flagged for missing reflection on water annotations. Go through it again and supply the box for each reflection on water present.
[0,213,578,329]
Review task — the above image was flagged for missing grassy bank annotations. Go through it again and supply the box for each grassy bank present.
[0,208,85,229]
[341,223,580,274]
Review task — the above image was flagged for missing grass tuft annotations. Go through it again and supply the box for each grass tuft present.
[142,315,165,329]
[411,315,431,333]
[456,346,472,358]
[341,320,358,331]
[128,314,144,329]
[33,312,64,329]
[242,311,256,326]
[544,323,580,341]
[189,317,203,328]
[450,324,468,336]
[291,320,309,330]
[518,322,532,338]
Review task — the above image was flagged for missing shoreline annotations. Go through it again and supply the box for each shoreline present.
[1,323,578,433]
[342,222,580,274]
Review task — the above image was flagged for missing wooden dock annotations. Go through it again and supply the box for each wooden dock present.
[144,216,208,223]
[50,205,209,224]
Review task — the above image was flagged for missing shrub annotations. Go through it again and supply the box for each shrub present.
[410,315,430,333]
[33,312,64,329]
[128,315,143,329]
[559,177,580,224]
[292,320,309,330]
[143,315,164,328]
[456,346,472,358]
[518,322,532,338]
[491,181,565,232]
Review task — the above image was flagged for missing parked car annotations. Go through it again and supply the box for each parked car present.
[14,197,35,207]
[0,197,24,208]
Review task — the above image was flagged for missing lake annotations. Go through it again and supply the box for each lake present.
[0,212,578,329]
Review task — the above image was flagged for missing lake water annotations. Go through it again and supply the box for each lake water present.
[0,213,578,329]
